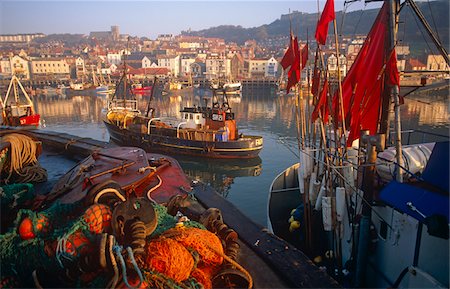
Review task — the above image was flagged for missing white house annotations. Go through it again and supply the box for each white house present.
[1,55,31,79]
[265,57,279,78]
[248,58,267,78]
[157,55,180,77]
[180,57,196,76]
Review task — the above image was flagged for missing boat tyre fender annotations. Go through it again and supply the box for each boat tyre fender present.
[85,180,126,207]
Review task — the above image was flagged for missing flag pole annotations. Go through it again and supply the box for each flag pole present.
[333,19,347,147]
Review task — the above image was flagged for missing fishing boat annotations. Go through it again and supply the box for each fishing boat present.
[103,51,263,159]
[0,75,40,127]
[131,83,152,94]
[268,0,449,288]
[0,129,338,288]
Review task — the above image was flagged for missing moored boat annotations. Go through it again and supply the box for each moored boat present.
[0,75,40,127]
[103,54,263,159]
[268,0,449,288]
[131,83,152,94]
[0,129,338,288]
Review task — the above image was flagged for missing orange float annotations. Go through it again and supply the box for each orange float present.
[83,204,112,234]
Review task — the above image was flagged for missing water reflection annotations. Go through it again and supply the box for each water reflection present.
[177,156,262,197]
[14,85,449,226]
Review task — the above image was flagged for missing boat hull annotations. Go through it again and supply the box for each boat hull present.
[104,120,263,159]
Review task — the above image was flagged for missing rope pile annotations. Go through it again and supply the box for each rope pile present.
[0,133,47,184]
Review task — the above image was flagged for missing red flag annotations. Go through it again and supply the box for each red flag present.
[300,43,309,70]
[387,49,400,87]
[311,78,329,122]
[286,37,301,93]
[331,3,390,146]
[280,36,295,70]
[315,0,335,45]
[387,49,403,104]
[311,48,321,97]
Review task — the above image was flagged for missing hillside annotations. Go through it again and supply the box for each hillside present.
[182,0,449,53]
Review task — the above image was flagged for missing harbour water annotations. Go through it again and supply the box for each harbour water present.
[33,86,449,227]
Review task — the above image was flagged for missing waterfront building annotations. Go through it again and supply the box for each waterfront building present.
[190,61,206,78]
[265,57,279,78]
[0,55,31,80]
[426,54,450,71]
[248,58,268,79]
[230,53,245,80]
[157,55,180,77]
[180,56,196,76]
[74,57,86,79]
[30,57,70,80]
[205,55,231,80]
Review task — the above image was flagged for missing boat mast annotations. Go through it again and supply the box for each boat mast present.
[390,0,404,182]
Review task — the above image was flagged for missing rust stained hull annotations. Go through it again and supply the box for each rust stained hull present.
[104,120,263,159]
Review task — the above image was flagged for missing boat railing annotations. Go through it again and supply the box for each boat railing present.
[147,118,161,134]
[390,129,449,145]
[177,122,187,138]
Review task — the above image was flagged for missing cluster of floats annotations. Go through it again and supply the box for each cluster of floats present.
[1,0,449,288]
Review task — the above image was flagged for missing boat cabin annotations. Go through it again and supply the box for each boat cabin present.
[181,107,206,129]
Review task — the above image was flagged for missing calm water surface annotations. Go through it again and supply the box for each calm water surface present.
[31,87,449,226]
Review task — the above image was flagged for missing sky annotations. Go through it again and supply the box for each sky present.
[0,0,381,39]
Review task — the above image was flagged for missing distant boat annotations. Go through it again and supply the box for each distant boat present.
[131,83,152,94]
[221,81,242,95]
[0,75,40,127]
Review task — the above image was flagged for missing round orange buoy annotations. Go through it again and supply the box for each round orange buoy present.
[18,217,35,240]
[65,231,92,256]
[83,204,112,234]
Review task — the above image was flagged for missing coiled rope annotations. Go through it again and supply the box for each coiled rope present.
[1,133,47,184]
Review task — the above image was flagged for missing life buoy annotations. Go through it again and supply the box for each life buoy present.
[85,180,126,207]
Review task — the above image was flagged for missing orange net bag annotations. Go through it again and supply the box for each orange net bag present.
[163,227,224,267]
[83,204,112,234]
[143,237,194,283]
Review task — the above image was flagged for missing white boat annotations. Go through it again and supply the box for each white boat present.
[222,81,242,95]
[268,0,449,288]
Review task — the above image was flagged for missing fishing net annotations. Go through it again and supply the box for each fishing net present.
[144,237,195,282]
[162,227,224,267]
[151,203,205,237]
[0,183,35,210]
[0,201,97,285]
[0,196,235,289]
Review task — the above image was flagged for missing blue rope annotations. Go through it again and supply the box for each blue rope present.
[126,247,143,288]
[113,245,143,289]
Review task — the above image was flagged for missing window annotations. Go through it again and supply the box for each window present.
[189,114,193,120]
[196,115,200,120]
